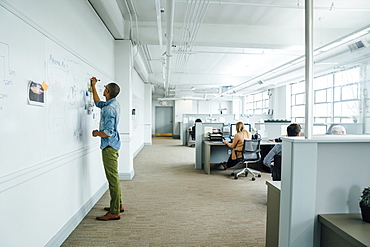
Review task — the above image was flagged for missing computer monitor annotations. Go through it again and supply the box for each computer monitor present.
[230,123,251,137]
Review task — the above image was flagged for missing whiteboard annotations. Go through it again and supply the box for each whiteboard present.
[0,6,111,176]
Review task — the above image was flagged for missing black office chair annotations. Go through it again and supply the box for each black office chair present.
[231,139,262,181]
[271,154,281,181]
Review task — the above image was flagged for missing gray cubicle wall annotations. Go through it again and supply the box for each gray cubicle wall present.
[255,122,291,140]
[255,122,364,140]
[279,136,370,247]
[182,114,235,145]
[182,114,270,145]
[195,122,224,169]
[325,123,363,134]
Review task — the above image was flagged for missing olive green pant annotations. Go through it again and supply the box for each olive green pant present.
[102,147,122,215]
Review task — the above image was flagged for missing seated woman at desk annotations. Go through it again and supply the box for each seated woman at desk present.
[221,122,251,170]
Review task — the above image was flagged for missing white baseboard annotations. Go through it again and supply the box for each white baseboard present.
[119,169,135,180]
[45,182,108,247]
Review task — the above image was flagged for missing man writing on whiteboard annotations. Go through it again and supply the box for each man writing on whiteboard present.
[91,77,124,221]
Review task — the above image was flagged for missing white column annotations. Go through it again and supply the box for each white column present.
[231,98,241,115]
[144,84,152,145]
[304,0,314,139]
[241,96,246,114]
[115,40,134,180]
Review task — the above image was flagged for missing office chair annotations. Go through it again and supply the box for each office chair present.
[231,139,262,181]
[271,154,281,181]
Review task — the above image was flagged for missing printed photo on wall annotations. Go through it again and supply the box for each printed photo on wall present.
[28,81,45,106]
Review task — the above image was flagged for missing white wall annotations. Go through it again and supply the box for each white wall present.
[231,98,241,115]
[0,1,145,246]
[198,100,212,113]
[174,100,193,137]
[132,69,146,153]
[271,85,290,119]
[191,99,232,114]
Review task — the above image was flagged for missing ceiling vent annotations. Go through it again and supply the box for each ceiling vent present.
[348,40,366,52]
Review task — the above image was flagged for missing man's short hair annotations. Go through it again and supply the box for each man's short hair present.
[287,123,301,136]
[106,83,120,98]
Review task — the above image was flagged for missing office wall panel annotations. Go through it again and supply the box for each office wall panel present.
[0,1,115,246]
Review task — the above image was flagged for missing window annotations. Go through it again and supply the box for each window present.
[291,67,360,123]
[245,91,270,115]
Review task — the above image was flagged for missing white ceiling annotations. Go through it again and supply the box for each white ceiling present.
[90,0,370,100]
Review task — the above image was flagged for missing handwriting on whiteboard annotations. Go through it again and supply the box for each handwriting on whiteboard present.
[0,41,16,111]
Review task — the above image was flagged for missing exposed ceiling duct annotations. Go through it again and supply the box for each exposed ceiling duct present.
[164,0,175,97]
[88,0,125,39]
[90,1,370,100]
[174,0,210,75]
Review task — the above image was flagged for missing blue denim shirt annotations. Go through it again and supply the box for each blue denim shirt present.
[95,98,121,150]
[263,143,282,166]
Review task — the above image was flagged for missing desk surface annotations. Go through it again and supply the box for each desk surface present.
[319,214,370,246]
[266,181,281,191]
[204,140,277,146]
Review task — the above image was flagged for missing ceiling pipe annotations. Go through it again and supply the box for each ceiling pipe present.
[154,0,163,48]
[164,0,175,97]
[176,0,210,74]
[215,25,370,98]
[128,0,140,46]
[176,0,370,11]
[233,42,370,97]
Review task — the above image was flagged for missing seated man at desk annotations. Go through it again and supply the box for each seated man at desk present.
[263,123,301,179]
[330,125,346,135]
[221,122,251,170]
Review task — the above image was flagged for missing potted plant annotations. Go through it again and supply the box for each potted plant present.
[360,187,370,223]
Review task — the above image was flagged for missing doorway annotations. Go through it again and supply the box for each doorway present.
[155,106,173,137]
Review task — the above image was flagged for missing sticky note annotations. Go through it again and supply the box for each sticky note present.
[42,81,49,91]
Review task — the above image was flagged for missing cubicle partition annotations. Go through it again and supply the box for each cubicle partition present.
[325,123,364,134]
[194,122,224,169]
[254,122,364,140]
[182,114,240,146]
[255,122,291,140]
[182,114,270,145]
[279,135,370,247]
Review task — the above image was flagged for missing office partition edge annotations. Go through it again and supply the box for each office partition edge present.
[279,140,318,247]
[195,123,203,169]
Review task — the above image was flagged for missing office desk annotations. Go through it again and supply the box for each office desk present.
[203,140,276,175]
[203,141,229,175]
[266,181,281,247]
[319,214,370,247]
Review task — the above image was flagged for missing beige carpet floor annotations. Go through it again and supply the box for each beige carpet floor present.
[62,137,271,247]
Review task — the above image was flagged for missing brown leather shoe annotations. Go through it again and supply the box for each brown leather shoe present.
[96,212,120,221]
[104,205,124,213]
